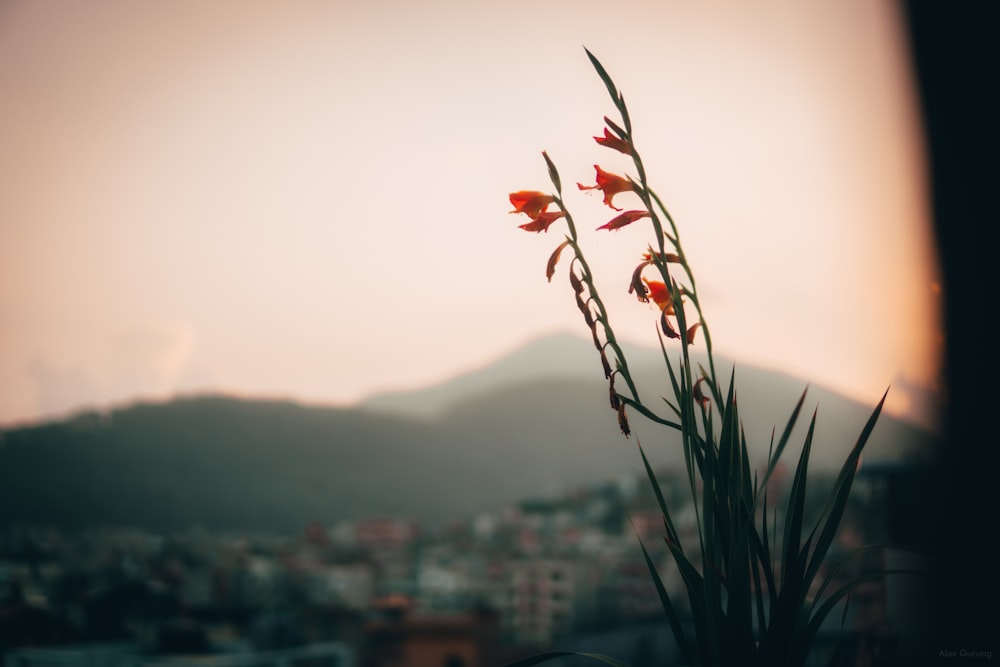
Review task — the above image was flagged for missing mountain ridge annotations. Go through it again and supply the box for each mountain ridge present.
[361,332,938,431]
[0,333,939,532]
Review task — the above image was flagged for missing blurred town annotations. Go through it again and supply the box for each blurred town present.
[1,463,932,667]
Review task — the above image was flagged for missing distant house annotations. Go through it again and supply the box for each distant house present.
[364,602,499,667]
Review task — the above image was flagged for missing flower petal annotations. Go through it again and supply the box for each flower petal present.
[629,261,652,302]
[617,403,631,437]
[660,310,680,339]
[693,377,710,406]
[594,127,631,155]
[545,240,571,282]
[577,165,635,210]
[509,191,555,218]
[684,322,701,345]
[597,210,649,231]
[642,278,674,312]
[599,345,612,379]
[576,293,596,328]
[643,250,681,264]
[518,210,565,233]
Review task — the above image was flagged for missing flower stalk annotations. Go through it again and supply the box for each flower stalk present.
[505,48,902,667]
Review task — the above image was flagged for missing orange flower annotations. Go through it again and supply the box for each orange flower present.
[509,191,555,218]
[597,210,649,231]
[594,127,631,155]
[577,165,635,210]
[518,210,565,233]
[642,277,674,314]
[642,250,681,264]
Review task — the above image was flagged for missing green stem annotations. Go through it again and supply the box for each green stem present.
[557,198,642,403]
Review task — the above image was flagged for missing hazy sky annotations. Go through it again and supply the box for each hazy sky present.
[0,0,941,427]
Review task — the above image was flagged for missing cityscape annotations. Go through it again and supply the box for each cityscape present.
[1,462,930,667]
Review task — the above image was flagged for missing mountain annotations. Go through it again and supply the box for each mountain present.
[359,332,601,417]
[0,334,939,532]
[361,332,941,432]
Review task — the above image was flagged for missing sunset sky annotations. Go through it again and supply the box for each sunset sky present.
[0,0,942,427]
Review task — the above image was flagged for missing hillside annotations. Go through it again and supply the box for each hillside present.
[0,335,939,532]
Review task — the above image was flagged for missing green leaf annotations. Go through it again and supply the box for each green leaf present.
[782,409,817,584]
[618,395,681,430]
[584,47,621,111]
[542,150,562,194]
[799,568,919,660]
[637,535,695,664]
[823,595,852,667]
[802,389,888,589]
[809,544,885,607]
[661,395,682,419]
[749,388,807,517]
[698,380,723,666]
[666,539,710,662]
[638,440,680,546]
[657,329,683,408]
[767,387,807,477]
[504,651,633,667]
[757,472,777,606]
[604,115,628,139]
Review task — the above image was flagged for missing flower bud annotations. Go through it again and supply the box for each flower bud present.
[617,403,631,437]
[546,241,571,282]
[660,310,680,339]
[684,322,701,345]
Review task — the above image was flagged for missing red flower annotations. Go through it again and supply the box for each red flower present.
[642,278,675,314]
[577,166,635,211]
[642,250,681,264]
[518,210,565,233]
[594,127,631,155]
[509,191,555,218]
[597,210,649,231]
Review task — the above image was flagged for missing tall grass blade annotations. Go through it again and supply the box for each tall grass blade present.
[803,389,888,588]
[584,48,621,113]
[756,388,807,502]
[637,535,695,664]
[799,568,916,661]
[637,441,680,546]
[505,651,633,667]
[781,410,818,584]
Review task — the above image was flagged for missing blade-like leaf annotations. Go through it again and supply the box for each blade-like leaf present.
[638,440,680,546]
[637,535,695,663]
[803,389,888,588]
[782,409,817,584]
[542,150,562,194]
[666,539,710,663]
[809,544,886,608]
[767,387,807,477]
[584,48,621,111]
[799,568,918,660]
[618,395,681,430]
[604,115,627,140]
[504,651,633,667]
[657,327,682,410]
